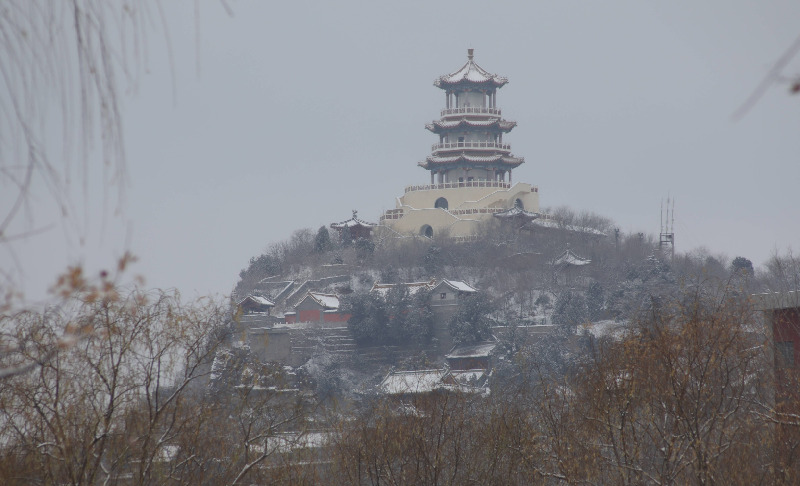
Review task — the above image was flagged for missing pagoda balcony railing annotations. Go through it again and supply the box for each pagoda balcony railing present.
[432,141,511,152]
[404,180,511,193]
[380,208,404,222]
[440,107,501,117]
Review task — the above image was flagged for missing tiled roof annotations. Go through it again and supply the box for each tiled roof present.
[531,219,607,236]
[426,118,516,133]
[236,295,275,307]
[435,279,477,293]
[330,209,376,229]
[306,292,340,309]
[421,154,524,167]
[493,206,540,220]
[553,249,591,267]
[370,279,436,297]
[446,342,496,359]
[434,50,508,89]
[380,369,451,395]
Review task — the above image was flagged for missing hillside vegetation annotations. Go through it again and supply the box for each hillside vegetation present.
[3,207,800,484]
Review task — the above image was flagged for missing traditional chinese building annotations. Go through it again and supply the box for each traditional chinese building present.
[493,204,541,229]
[330,210,376,241]
[284,292,351,324]
[236,295,275,316]
[552,247,592,286]
[380,49,539,238]
[446,341,496,371]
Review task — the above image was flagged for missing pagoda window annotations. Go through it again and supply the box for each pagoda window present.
[467,177,474,182]
[515,198,524,209]
[435,197,448,210]
[421,225,433,238]
[458,177,464,183]
[458,136,464,146]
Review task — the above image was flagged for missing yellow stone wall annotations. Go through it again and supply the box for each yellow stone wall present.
[383,182,539,237]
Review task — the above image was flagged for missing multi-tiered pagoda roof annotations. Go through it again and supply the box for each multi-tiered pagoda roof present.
[426,118,517,133]
[419,49,524,175]
[434,55,509,89]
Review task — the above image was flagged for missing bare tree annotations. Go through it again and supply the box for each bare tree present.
[0,1,173,247]
[0,286,228,485]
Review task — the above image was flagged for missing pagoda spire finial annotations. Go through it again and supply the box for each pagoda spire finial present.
[352,209,358,219]
[467,48,474,60]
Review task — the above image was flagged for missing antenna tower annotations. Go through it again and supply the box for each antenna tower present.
[659,196,675,259]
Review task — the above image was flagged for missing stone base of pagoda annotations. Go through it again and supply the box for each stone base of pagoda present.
[379,182,539,238]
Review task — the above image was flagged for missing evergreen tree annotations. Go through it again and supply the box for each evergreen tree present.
[448,293,495,345]
[342,287,434,345]
[314,226,332,253]
[405,290,435,344]
[355,237,375,261]
[586,282,605,321]
[341,292,387,344]
[731,256,754,276]
[423,245,443,275]
[551,290,588,335]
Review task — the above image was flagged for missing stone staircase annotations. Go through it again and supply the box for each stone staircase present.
[288,326,357,365]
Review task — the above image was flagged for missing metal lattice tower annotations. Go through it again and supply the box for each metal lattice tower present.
[659,196,675,259]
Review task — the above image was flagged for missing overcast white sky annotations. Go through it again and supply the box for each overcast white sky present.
[4,0,800,302]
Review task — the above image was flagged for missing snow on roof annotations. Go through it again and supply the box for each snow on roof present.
[448,280,477,292]
[581,320,628,340]
[434,49,508,89]
[553,249,591,267]
[434,279,478,294]
[236,295,275,307]
[530,218,607,236]
[424,154,523,165]
[380,369,450,395]
[426,118,516,132]
[306,292,340,309]
[330,209,376,229]
[421,154,524,170]
[370,279,435,297]
[493,206,540,220]
[446,342,496,359]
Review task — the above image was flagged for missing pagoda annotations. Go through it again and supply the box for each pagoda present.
[381,49,539,238]
[330,210,376,240]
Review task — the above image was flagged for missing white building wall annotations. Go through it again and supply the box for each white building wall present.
[384,183,540,237]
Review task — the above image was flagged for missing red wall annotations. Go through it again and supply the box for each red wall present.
[298,309,322,322]
[774,308,800,365]
[323,312,351,323]
[286,310,351,324]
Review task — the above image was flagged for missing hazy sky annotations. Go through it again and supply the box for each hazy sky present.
[5,0,800,302]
